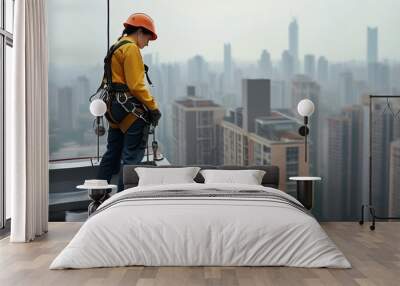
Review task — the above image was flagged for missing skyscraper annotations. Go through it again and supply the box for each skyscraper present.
[377,63,390,92]
[224,43,232,85]
[75,75,90,107]
[367,27,379,90]
[242,79,271,132]
[158,63,182,159]
[172,86,225,165]
[258,49,272,78]
[271,80,287,109]
[221,114,248,166]
[317,56,329,83]
[368,62,390,93]
[304,54,316,79]
[281,50,294,80]
[326,116,350,219]
[325,106,364,219]
[289,19,299,73]
[371,101,396,216]
[344,106,364,219]
[188,55,208,85]
[367,27,378,64]
[187,55,209,98]
[57,87,74,131]
[339,71,355,106]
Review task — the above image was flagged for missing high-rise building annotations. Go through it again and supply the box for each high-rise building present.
[172,86,225,165]
[221,109,306,192]
[57,87,74,131]
[389,140,400,217]
[368,62,390,93]
[187,55,209,98]
[258,49,272,78]
[378,63,390,93]
[325,106,364,219]
[289,19,299,73]
[326,116,350,219]
[224,43,232,86]
[221,116,248,166]
[367,27,380,91]
[271,80,287,109]
[371,100,397,216]
[281,50,294,80]
[252,112,307,193]
[353,80,368,104]
[304,54,316,79]
[317,56,329,83]
[242,79,271,132]
[158,63,182,159]
[367,27,378,64]
[75,75,90,107]
[344,106,364,218]
[339,71,355,106]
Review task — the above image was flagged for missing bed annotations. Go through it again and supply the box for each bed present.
[50,165,351,269]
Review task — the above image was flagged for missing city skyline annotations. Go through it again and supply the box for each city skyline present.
[48,0,400,66]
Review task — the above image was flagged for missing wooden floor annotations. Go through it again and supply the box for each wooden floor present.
[0,222,399,286]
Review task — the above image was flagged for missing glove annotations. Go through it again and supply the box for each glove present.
[149,109,162,126]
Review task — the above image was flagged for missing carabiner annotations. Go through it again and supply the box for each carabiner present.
[100,89,109,101]
[117,92,128,105]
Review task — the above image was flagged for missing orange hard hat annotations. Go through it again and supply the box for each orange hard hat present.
[124,13,157,41]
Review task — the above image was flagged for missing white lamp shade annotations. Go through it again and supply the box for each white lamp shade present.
[297,99,315,117]
[89,99,107,117]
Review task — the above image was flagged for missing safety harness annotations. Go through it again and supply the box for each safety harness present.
[94,40,153,133]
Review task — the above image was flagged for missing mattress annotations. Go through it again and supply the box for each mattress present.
[50,183,351,269]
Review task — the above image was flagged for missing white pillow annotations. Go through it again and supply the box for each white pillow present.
[135,167,201,186]
[200,169,266,185]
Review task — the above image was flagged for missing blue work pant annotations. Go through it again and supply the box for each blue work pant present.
[97,99,148,192]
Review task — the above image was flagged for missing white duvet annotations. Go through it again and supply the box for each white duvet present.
[50,183,351,269]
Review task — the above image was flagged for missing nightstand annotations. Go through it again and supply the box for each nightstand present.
[289,177,321,210]
[77,181,117,215]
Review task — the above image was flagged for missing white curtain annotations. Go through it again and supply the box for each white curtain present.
[7,0,49,242]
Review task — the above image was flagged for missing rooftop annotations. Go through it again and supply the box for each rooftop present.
[175,96,221,108]
[256,116,302,142]
[223,108,302,142]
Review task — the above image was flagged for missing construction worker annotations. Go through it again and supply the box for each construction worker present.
[96,13,161,192]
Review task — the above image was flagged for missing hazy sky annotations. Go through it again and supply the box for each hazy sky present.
[49,0,400,65]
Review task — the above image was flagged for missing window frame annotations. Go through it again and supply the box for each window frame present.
[0,0,14,230]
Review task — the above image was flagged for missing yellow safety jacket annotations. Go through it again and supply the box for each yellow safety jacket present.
[107,36,158,132]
